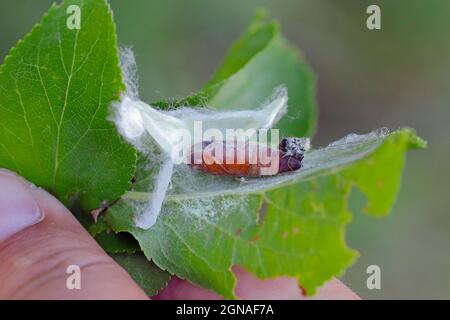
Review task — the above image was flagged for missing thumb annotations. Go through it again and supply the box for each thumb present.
[0,169,148,299]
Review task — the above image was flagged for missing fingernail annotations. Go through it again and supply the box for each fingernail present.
[0,169,44,242]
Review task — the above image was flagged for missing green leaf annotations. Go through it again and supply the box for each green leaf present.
[95,231,141,254]
[111,253,171,296]
[106,128,425,298]
[0,0,136,211]
[155,11,317,138]
[207,12,317,138]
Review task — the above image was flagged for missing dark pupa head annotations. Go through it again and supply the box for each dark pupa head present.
[278,137,308,173]
[279,137,307,161]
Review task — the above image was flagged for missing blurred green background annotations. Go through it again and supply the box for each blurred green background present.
[1,0,448,299]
